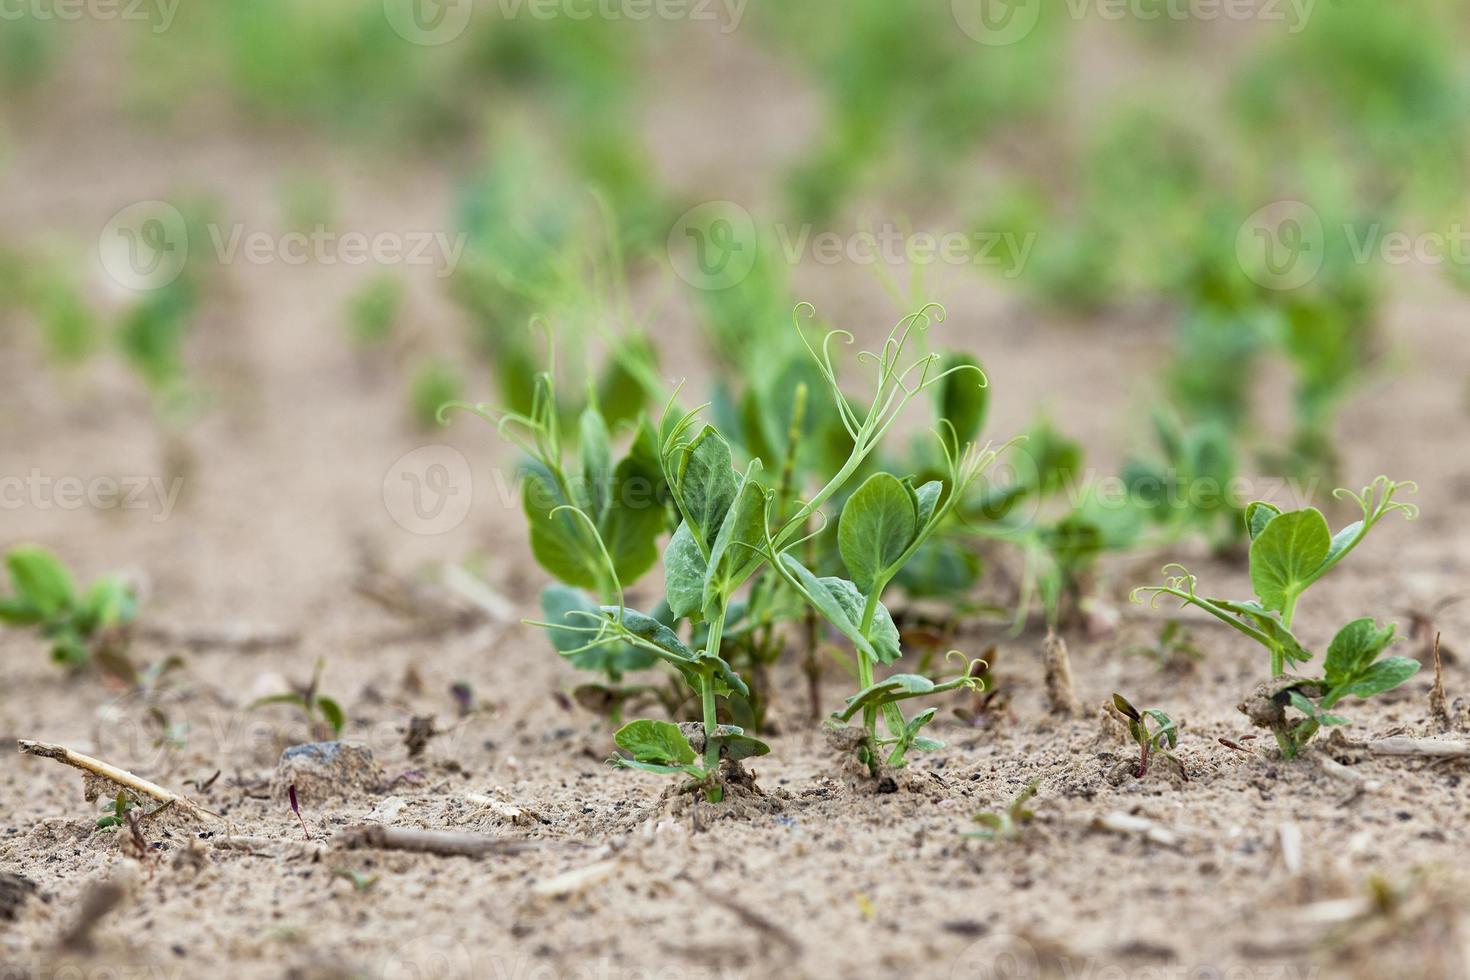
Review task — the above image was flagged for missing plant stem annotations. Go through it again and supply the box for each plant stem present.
[701,609,727,793]
[857,589,882,740]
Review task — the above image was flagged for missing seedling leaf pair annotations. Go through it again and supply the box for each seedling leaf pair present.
[1133,477,1420,757]
[0,547,138,668]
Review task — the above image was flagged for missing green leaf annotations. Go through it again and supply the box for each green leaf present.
[708,725,770,761]
[838,473,918,594]
[80,577,136,630]
[935,352,986,446]
[540,586,656,676]
[675,426,738,548]
[1111,693,1141,722]
[818,568,903,665]
[522,465,601,591]
[603,606,697,664]
[598,453,665,585]
[837,674,936,720]
[609,757,706,777]
[1245,501,1281,540]
[0,596,43,625]
[1143,709,1177,748]
[892,537,980,599]
[1332,656,1420,701]
[613,719,696,766]
[578,407,613,516]
[248,692,308,711]
[913,480,944,528]
[704,465,768,608]
[1323,520,1363,569]
[6,547,75,618]
[316,696,346,736]
[541,584,605,654]
[1210,597,1312,664]
[1249,508,1331,612]
[1324,618,1397,690]
[778,555,877,663]
[663,522,707,619]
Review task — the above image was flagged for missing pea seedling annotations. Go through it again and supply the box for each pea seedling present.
[1133,477,1421,757]
[490,304,1000,798]
[1111,694,1183,779]
[445,349,669,696]
[248,658,346,740]
[0,546,137,668]
[759,307,993,769]
[964,780,1040,842]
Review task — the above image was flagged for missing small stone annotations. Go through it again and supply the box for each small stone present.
[270,741,382,803]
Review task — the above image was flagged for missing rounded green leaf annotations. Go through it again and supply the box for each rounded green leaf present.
[6,547,75,619]
[613,719,696,766]
[1249,508,1331,613]
[838,473,918,594]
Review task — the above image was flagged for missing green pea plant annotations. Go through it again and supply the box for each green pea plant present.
[483,304,1000,801]
[755,307,996,773]
[1132,477,1422,758]
[443,339,674,724]
[1111,694,1184,780]
[0,546,137,668]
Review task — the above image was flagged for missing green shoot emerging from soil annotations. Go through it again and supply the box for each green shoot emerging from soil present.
[1111,694,1183,779]
[1133,477,1421,757]
[964,780,1039,842]
[0,546,137,668]
[248,657,346,741]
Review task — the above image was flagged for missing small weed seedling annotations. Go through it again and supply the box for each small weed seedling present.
[1134,477,1421,757]
[0,547,137,668]
[1111,694,1184,779]
[248,658,346,740]
[95,791,138,831]
[964,780,1040,842]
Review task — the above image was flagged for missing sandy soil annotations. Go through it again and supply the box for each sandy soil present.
[4,23,1470,980]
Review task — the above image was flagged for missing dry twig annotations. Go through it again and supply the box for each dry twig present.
[17,739,217,821]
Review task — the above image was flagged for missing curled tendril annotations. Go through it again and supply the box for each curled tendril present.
[521,609,618,658]
[944,650,989,690]
[1129,563,1199,609]
[1332,476,1419,523]
[547,505,624,612]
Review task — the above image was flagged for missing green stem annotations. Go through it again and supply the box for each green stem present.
[701,609,727,783]
[857,588,882,740]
